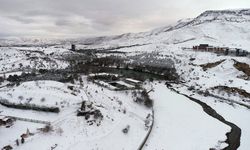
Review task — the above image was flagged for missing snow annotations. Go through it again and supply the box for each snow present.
[0,120,43,148]
[0,77,152,149]
[207,102,250,150]
[175,87,250,150]
[143,82,229,150]
[95,80,117,90]
[0,104,59,122]
[115,81,135,88]
[125,78,141,83]
[0,80,86,108]
[1,8,250,150]
[0,47,69,73]
[88,72,120,77]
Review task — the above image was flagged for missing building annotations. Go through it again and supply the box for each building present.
[193,44,249,56]
[235,48,248,56]
[193,44,229,53]
[71,44,76,51]
[124,78,142,86]
[193,44,209,51]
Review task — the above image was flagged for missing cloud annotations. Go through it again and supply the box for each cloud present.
[7,16,35,24]
[0,0,249,38]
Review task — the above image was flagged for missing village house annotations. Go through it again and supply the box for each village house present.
[193,44,248,56]
[71,44,76,51]
[193,44,229,54]
[193,44,209,51]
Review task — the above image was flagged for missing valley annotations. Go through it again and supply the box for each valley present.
[0,9,250,150]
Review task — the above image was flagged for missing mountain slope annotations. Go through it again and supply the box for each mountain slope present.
[1,9,250,49]
[75,9,250,50]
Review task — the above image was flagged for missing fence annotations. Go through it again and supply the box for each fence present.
[2,115,50,125]
[0,98,60,113]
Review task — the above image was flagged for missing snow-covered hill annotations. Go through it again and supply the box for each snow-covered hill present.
[74,9,250,50]
[1,9,249,49]
[1,8,250,150]
[68,9,250,150]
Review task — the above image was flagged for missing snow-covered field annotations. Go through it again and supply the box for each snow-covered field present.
[0,80,86,108]
[144,82,229,150]
[0,77,152,149]
[1,8,250,150]
[174,86,250,150]
[0,120,44,147]
[0,47,68,73]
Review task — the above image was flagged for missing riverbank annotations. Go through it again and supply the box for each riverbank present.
[143,82,229,150]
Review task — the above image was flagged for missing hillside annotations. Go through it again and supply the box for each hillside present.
[0,9,250,150]
[74,9,250,50]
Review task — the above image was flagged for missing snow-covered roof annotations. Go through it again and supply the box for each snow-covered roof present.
[125,78,141,83]
[115,81,134,88]
[88,73,120,77]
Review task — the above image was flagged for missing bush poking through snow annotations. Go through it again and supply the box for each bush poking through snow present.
[18,96,24,101]
[134,89,153,108]
[1,145,13,150]
[39,124,53,133]
[144,97,153,108]
[40,97,46,102]
[122,125,130,134]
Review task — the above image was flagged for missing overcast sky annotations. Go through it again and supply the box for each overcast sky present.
[0,0,249,38]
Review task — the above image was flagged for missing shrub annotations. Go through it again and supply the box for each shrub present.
[40,97,46,102]
[7,74,21,82]
[122,125,130,134]
[40,124,53,133]
[38,69,48,74]
[18,96,24,101]
[144,98,153,108]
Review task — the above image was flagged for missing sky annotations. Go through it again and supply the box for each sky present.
[0,0,249,38]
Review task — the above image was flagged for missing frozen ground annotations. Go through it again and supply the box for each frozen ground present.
[0,47,68,73]
[0,120,43,147]
[0,80,86,108]
[175,86,250,150]
[143,82,229,150]
[0,78,152,150]
[1,9,250,150]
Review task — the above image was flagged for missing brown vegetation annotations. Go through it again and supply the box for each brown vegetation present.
[200,59,225,71]
[38,124,53,133]
[233,59,250,76]
[211,86,250,99]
